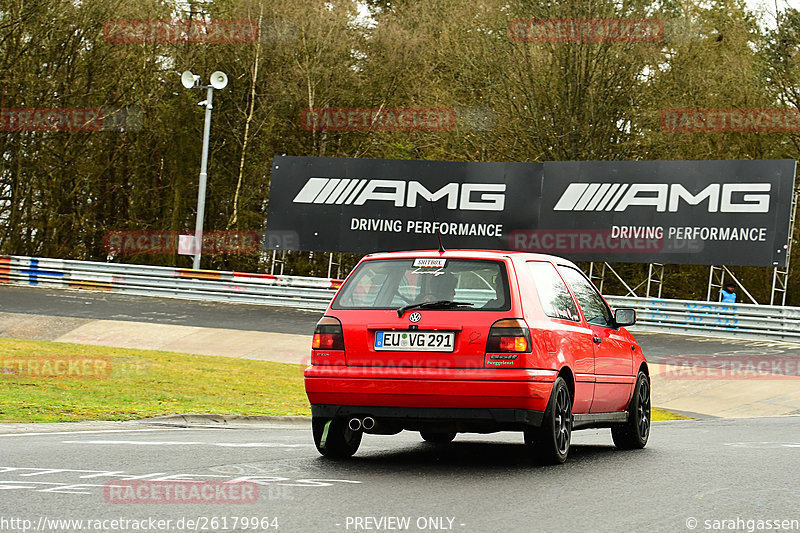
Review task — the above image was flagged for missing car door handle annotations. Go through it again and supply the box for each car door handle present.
[592,336,602,344]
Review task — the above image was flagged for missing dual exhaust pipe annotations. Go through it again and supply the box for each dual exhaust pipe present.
[348,416,375,432]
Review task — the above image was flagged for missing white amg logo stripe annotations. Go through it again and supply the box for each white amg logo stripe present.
[594,183,621,211]
[313,178,341,203]
[293,178,329,203]
[335,179,359,204]
[553,183,589,210]
[585,183,612,210]
[554,183,632,211]
[325,179,351,204]
[344,179,367,204]
[604,184,629,211]
[574,183,602,210]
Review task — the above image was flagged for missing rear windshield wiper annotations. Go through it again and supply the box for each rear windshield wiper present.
[397,300,474,317]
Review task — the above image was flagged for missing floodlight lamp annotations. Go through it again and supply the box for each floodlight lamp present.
[210,71,228,90]
[181,70,199,89]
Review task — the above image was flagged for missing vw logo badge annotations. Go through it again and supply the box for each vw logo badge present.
[409,312,422,323]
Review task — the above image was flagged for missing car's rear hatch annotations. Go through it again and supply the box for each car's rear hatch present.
[328,255,515,369]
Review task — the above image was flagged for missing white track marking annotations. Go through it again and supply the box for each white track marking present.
[0,428,224,437]
[61,440,311,448]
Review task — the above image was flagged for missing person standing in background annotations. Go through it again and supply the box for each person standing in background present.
[720,282,737,303]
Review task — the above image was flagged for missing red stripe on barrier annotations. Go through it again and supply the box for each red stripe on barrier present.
[232,272,277,280]
[0,256,10,283]
[330,280,343,289]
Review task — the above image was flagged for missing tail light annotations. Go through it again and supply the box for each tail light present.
[486,319,531,353]
[312,317,344,350]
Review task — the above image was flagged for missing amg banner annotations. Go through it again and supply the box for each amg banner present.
[265,156,796,267]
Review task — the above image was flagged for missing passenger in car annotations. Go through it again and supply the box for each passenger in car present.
[421,272,458,302]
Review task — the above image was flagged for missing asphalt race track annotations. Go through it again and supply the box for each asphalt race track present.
[2,284,800,363]
[0,286,320,335]
[2,417,800,533]
[2,285,800,532]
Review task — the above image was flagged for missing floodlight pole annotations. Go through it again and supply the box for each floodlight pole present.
[192,86,214,270]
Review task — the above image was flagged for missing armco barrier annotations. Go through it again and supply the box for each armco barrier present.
[0,255,798,343]
[0,255,339,311]
[606,296,800,343]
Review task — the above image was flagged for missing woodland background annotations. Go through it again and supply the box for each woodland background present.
[2,0,800,303]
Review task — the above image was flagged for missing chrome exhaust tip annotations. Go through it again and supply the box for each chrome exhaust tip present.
[348,418,362,431]
[362,416,375,431]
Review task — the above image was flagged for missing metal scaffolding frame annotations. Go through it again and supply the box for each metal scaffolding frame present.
[705,190,798,305]
[590,189,797,305]
[591,256,795,305]
[269,249,286,275]
[706,265,759,304]
[646,263,665,298]
[772,265,791,306]
[327,252,343,279]
[588,262,665,298]
[770,190,798,306]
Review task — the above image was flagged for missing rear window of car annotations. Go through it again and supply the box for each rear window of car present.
[332,258,511,311]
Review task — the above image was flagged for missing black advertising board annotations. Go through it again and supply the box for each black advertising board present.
[265,156,543,253]
[529,159,797,267]
[265,156,796,267]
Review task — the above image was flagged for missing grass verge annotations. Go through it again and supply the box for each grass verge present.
[0,337,309,422]
[0,336,693,423]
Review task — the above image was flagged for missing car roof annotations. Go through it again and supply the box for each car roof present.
[361,249,578,267]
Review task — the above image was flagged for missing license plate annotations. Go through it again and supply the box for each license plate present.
[374,331,455,352]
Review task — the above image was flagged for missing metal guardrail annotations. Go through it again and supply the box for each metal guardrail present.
[1,255,798,343]
[0,255,338,311]
[606,296,800,343]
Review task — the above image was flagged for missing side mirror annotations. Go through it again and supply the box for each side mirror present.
[614,308,636,327]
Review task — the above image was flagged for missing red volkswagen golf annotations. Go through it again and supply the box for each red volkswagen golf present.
[304,250,649,464]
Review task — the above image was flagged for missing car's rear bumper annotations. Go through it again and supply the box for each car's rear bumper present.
[304,366,557,430]
[310,404,544,432]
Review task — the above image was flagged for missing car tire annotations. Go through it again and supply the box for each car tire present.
[420,431,456,444]
[611,371,650,450]
[527,376,572,464]
[312,418,362,459]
